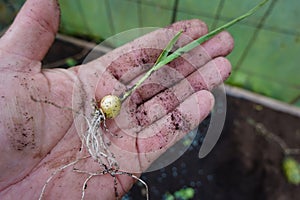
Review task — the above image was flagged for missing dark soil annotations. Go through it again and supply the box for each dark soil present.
[44,38,300,200]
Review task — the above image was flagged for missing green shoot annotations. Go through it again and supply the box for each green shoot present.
[120,30,183,101]
[119,0,270,102]
[154,30,183,66]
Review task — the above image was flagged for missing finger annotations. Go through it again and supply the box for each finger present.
[124,31,234,104]
[107,57,231,145]
[202,31,234,57]
[104,56,230,135]
[105,90,213,172]
[170,31,234,77]
[137,90,214,169]
[0,0,59,63]
[135,57,231,126]
[98,19,208,83]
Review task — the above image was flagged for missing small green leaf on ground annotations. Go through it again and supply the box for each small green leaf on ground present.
[282,156,300,185]
[65,57,77,67]
[164,187,195,200]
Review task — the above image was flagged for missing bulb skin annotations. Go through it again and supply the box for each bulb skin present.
[100,95,121,119]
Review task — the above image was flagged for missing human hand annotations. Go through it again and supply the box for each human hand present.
[0,0,233,199]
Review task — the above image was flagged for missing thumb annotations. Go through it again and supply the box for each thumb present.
[0,0,60,63]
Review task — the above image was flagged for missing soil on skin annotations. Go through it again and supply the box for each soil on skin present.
[44,39,300,200]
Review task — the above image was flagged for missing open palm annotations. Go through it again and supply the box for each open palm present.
[0,0,233,199]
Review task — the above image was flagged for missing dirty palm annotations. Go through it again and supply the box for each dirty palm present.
[43,0,267,198]
[0,0,269,200]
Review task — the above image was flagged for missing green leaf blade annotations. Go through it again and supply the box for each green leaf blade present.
[154,30,183,65]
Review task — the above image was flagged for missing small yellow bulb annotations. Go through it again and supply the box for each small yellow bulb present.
[99,95,121,119]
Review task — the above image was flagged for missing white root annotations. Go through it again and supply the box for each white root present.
[38,156,90,200]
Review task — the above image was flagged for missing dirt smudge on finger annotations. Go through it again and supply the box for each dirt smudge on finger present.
[136,89,180,127]
[107,48,160,81]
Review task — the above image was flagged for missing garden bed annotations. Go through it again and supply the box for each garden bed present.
[43,35,300,200]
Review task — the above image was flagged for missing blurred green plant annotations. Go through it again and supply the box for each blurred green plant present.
[65,57,78,67]
[282,157,300,185]
[163,187,195,200]
[0,0,25,31]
